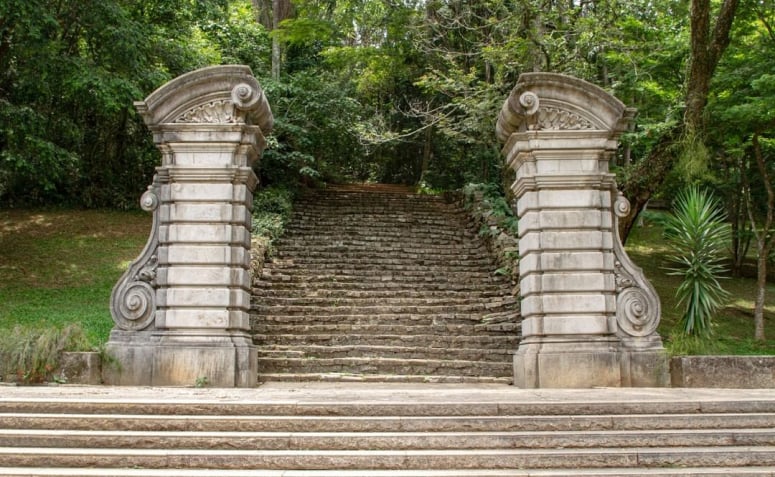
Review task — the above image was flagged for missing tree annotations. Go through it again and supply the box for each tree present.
[618,0,741,241]
[709,1,775,340]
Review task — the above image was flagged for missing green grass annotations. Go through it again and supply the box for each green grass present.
[1,207,774,357]
[0,208,150,348]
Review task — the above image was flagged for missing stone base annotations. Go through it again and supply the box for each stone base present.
[513,338,668,388]
[103,330,257,387]
[621,347,670,387]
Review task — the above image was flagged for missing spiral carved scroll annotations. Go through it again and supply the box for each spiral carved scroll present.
[111,280,155,331]
[110,181,160,331]
[611,190,661,340]
[617,286,659,337]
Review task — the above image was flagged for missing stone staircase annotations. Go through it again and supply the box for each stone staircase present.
[251,184,520,383]
[1,384,775,475]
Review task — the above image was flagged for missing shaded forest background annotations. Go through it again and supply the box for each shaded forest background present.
[0,0,773,241]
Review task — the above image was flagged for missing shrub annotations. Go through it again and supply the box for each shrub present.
[663,186,730,337]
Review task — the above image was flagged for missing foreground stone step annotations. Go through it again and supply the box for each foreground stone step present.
[4,446,775,470]
[4,412,775,433]
[4,429,775,450]
[3,468,775,477]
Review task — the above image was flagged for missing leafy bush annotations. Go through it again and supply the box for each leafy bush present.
[663,186,730,337]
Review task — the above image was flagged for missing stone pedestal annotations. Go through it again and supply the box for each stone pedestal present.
[496,73,667,388]
[105,66,272,387]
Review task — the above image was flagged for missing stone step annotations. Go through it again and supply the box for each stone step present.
[3,446,775,469]
[3,468,775,477]
[265,258,497,268]
[256,272,508,284]
[4,428,775,451]
[254,312,519,326]
[256,295,516,306]
[254,281,513,293]
[258,357,513,377]
[257,345,513,362]
[253,306,516,319]
[5,411,774,433]
[253,288,510,299]
[252,324,517,337]
[253,333,519,348]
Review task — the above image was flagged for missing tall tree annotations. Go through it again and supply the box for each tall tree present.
[618,0,740,241]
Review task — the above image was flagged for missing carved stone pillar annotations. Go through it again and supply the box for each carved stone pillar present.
[105,66,273,387]
[496,73,667,388]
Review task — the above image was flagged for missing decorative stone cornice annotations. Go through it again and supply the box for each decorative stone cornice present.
[496,73,636,143]
[135,65,273,134]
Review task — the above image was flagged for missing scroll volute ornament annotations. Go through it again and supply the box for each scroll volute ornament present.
[496,72,636,142]
[135,65,273,132]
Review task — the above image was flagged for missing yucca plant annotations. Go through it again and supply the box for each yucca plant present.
[663,186,731,337]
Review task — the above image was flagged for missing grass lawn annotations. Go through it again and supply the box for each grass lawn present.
[1,207,774,356]
[627,213,775,355]
[0,208,150,348]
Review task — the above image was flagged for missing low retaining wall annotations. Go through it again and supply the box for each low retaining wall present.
[671,356,775,388]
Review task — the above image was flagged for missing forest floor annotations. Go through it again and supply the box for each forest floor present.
[0,207,773,355]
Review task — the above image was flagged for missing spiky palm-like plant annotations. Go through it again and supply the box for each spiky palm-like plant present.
[663,186,730,337]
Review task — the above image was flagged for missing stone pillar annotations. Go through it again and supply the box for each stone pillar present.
[104,65,273,387]
[496,73,667,388]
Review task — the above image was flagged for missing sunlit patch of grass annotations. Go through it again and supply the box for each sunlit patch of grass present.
[0,208,149,347]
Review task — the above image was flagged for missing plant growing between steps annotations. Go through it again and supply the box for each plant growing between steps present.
[459,183,519,293]
[251,185,297,286]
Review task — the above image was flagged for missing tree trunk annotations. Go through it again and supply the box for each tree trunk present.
[271,0,281,80]
[619,0,740,242]
[755,247,768,341]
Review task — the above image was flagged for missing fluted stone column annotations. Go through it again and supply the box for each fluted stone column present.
[496,73,667,388]
[105,66,273,387]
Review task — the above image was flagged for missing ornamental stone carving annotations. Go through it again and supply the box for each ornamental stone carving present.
[496,72,667,388]
[105,65,273,387]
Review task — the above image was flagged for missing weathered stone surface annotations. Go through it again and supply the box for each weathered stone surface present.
[671,356,775,388]
[252,185,519,382]
[54,352,102,385]
[497,72,666,388]
[105,65,272,387]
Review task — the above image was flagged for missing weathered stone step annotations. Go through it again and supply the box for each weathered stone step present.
[3,467,775,477]
[256,296,516,308]
[252,303,515,317]
[258,357,513,377]
[257,272,508,284]
[252,323,515,337]
[253,333,519,349]
[5,412,774,433]
[257,345,512,362]
[3,446,775,469]
[254,311,519,325]
[266,257,496,268]
[253,288,509,299]
[254,281,512,293]
[5,428,775,451]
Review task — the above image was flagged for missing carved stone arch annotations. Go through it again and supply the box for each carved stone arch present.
[135,65,273,131]
[496,72,636,141]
